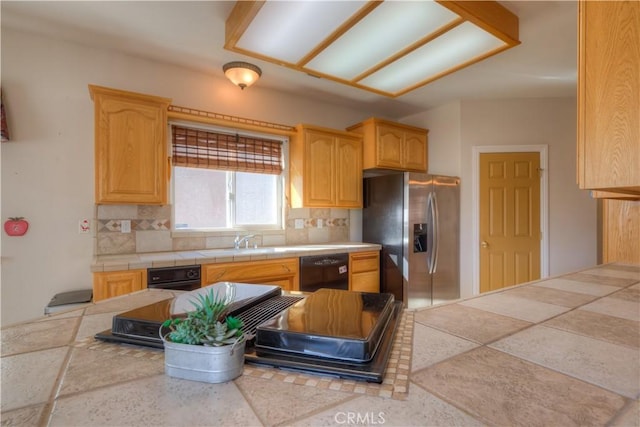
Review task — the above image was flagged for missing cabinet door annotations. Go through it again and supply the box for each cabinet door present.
[93,269,146,302]
[91,86,171,204]
[304,130,336,206]
[349,251,380,293]
[203,258,299,291]
[376,124,404,169]
[578,1,640,194]
[351,271,380,293]
[336,136,363,208]
[403,130,428,172]
[602,199,640,264]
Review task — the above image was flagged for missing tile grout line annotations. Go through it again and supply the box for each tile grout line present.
[37,315,83,427]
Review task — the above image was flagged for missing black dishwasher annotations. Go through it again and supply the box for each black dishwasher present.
[299,253,349,293]
[147,265,201,291]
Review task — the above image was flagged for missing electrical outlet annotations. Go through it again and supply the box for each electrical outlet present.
[79,219,90,234]
[121,220,131,233]
[317,219,323,228]
[294,219,304,229]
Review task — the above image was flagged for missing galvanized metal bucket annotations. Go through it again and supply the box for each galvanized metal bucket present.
[163,337,246,384]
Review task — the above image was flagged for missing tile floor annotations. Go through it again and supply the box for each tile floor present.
[1,263,638,426]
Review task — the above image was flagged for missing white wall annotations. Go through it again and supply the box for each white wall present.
[0,28,374,325]
[460,98,597,282]
[404,101,462,177]
[406,98,597,298]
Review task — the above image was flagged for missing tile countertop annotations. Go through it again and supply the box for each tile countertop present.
[2,263,639,426]
[91,242,382,272]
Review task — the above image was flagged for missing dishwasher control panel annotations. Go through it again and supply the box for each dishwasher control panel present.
[147,265,201,291]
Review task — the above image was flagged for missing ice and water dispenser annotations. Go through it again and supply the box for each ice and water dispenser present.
[413,223,427,253]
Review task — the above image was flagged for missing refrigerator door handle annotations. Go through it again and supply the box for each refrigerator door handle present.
[432,191,440,274]
[426,192,437,274]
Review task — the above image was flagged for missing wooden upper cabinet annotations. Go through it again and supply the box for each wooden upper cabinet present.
[290,124,362,208]
[347,118,428,172]
[89,85,172,204]
[577,1,640,196]
[336,137,363,207]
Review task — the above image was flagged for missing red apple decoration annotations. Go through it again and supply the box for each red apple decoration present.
[4,217,29,236]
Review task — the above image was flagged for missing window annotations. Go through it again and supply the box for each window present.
[171,124,285,231]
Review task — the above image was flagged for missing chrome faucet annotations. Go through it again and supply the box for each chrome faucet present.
[234,234,256,249]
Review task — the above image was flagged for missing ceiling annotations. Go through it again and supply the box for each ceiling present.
[0,1,577,119]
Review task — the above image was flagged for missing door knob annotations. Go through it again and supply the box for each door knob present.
[481,241,489,248]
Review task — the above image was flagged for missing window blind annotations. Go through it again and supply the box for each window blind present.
[171,125,283,174]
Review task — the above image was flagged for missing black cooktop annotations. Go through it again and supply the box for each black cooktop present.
[95,286,400,383]
[255,289,395,362]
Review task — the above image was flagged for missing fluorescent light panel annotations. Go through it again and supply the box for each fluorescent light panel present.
[236,1,364,64]
[306,1,459,80]
[360,22,507,93]
[226,0,519,97]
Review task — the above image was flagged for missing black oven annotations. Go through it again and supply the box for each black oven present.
[299,253,349,293]
[147,265,201,291]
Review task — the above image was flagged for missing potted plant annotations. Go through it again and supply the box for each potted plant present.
[160,284,249,383]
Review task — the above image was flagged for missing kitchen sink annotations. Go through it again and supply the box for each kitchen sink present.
[198,247,288,258]
[235,247,285,254]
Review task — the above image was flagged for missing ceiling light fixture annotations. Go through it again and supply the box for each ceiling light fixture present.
[224,1,519,97]
[223,61,262,89]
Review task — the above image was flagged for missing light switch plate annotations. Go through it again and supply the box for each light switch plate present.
[121,220,131,233]
[317,219,323,228]
[294,219,304,229]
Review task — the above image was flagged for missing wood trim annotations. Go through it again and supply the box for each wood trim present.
[346,117,429,134]
[295,123,362,139]
[437,0,520,44]
[88,85,171,106]
[167,106,295,137]
[224,1,265,49]
[591,191,640,201]
[393,44,513,98]
[577,0,587,188]
[353,17,465,83]
[298,1,382,67]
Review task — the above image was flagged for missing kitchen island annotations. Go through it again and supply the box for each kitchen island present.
[1,263,638,426]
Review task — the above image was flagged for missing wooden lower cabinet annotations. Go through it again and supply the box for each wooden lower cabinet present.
[349,251,380,293]
[602,199,640,265]
[203,258,299,291]
[93,269,146,302]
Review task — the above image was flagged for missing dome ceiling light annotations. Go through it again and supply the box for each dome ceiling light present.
[223,61,262,89]
[224,0,519,98]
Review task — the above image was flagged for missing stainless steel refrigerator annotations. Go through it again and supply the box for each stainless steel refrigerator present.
[363,172,460,308]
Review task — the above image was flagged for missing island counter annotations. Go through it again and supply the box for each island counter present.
[1,263,638,426]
